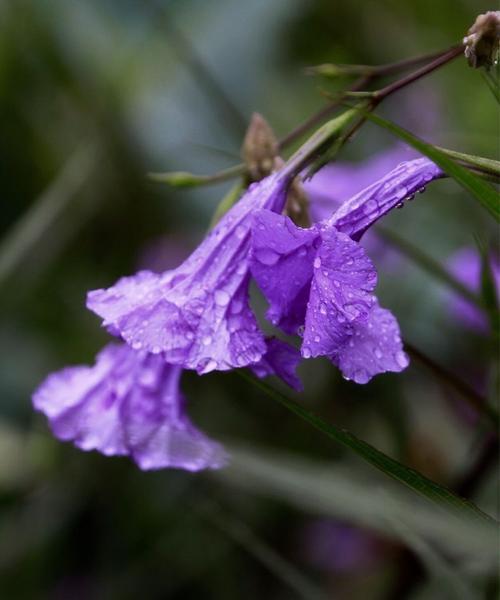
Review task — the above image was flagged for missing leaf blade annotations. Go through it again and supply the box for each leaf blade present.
[356,108,500,221]
[238,371,497,525]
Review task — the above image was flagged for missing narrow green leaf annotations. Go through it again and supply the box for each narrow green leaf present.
[378,227,483,308]
[217,445,499,557]
[238,371,497,525]
[357,109,500,221]
[475,236,500,337]
[481,70,500,104]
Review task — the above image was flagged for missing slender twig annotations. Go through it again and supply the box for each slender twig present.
[374,45,464,102]
[405,342,499,429]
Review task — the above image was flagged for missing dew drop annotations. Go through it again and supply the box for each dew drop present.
[132,341,142,350]
[204,359,218,372]
[313,257,322,269]
[395,350,409,368]
[319,303,327,315]
[202,335,213,346]
[235,225,246,239]
[214,289,231,306]
[302,347,311,358]
[255,248,280,266]
[374,348,382,359]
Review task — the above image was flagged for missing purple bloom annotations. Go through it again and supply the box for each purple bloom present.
[87,173,291,374]
[447,247,500,332]
[251,158,443,383]
[33,343,227,471]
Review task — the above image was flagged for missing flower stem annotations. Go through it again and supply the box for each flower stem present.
[405,342,499,429]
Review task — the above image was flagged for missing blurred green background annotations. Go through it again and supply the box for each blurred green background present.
[0,1,498,598]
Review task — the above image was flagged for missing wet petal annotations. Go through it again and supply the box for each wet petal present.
[33,343,227,471]
[330,158,443,240]
[251,209,319,334]
[250,337,303,391]
[88,173,290,373]
[302,225,377,359]
[336,304,409,384]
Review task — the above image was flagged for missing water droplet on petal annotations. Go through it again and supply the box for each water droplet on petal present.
[374,348,382,359]
[235,225,246,239]
[302,347,311,358]
[255,248,280,266]
[132,341,142,350]
[202,335,212,346]
[395,350,409,368]
[313,257,322,269]
[214,290,231,306]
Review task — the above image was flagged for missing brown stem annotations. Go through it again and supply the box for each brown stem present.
[278,75,371,150]
[405,342,499,429]
[375,45,464,101]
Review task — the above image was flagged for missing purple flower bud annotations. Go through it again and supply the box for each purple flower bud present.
[33,343,228,471]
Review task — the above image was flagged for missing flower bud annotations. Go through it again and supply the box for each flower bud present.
[464,11,500,68]
[241,113,279,181]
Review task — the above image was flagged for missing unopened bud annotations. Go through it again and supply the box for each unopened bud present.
[464,11,500,68]
[241,113,279,182]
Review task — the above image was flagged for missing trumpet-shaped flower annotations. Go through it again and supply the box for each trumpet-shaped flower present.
[33,343,227,471]
[87,172,291,374]
[251,157,443,383]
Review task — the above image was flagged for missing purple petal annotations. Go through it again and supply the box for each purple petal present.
[88,173,290,373]
[336,303,409,384]
[250,338,303,391]
[329,158,443,240]
[250,209,319,334]
[33,343,228,471]
[303,146,416,222]
[302,224,377,360]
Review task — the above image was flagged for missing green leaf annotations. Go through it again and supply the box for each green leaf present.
[238,372,497,525]
[378,227,483,308]
[481,70,500,105]
[356,109,500,221]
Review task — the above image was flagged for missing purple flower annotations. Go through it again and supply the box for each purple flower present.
[87,172,291,375]
[251,158,443,383]
[32,343,228,471]
[447,247,500,332]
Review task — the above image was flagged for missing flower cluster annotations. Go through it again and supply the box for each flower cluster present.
[33,154,443,470]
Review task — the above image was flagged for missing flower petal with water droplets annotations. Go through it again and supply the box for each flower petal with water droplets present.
[251,209,319,334]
